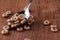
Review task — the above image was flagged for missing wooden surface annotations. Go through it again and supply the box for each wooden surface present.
[0,0,60,40]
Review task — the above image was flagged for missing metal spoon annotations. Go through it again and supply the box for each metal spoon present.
[17,0,33,19]
[24,0,33,20]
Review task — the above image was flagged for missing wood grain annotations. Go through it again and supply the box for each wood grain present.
[0,0,60,40]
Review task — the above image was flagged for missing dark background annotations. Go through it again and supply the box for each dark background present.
[0,0,60,40]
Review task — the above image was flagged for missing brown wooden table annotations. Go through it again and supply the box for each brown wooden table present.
[0,0,60,40]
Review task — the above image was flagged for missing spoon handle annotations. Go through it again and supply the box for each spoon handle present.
[24,0,33,10]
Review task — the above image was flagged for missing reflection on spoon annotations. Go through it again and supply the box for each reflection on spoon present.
[24,8,30,20]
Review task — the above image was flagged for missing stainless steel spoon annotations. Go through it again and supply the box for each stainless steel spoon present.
[17,0,33,19]
[24,0,33,20]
